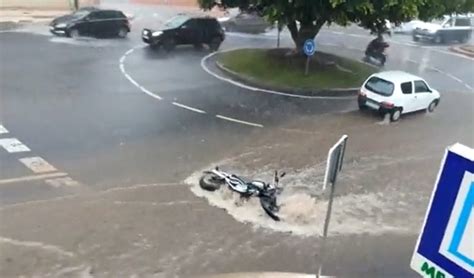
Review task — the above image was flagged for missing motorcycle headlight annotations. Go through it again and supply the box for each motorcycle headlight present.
[152,31,163,37]
[55,23,67,28]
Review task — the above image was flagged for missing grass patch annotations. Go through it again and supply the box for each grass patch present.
[219,48,377,90]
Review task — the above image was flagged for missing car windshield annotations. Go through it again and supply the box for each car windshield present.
[431,17,449,25]
[364,76,394,96]
[164,15,189,28]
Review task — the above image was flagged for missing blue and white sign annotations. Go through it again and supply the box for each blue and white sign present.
[303,39,316,56]
[411,143,474,278]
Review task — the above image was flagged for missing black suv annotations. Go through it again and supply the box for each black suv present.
[142,15,225,51]
[50,9,130,38]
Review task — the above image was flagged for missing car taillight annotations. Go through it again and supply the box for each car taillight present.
[381,101,394,108]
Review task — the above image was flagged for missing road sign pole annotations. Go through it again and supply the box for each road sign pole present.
[317,135,348,278]
[277,23,282,48]
[305,56,310,75]
[303,39,316,76]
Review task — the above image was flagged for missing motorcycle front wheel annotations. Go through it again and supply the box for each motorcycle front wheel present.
[199,173,224,191]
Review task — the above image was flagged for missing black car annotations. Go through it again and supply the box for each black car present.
[50,9,130,38]
[142,15,225,51]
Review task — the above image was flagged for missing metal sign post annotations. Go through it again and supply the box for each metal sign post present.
[303,39,316,75]
[317,135,348,278]
[410,143,473,277]
[277,22,282,48]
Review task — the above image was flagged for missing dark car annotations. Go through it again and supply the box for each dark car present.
[413,16,473,44]
[50,9,130,38]
[142,15,225,51]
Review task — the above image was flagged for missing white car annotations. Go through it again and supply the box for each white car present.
[393,20,426,34]
[358,71,441,121]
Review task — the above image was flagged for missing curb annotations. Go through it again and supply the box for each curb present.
[449,46,474,58]
[214,53,359,98]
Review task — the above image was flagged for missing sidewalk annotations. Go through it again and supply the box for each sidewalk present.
[450,44,474,58]
[0,9,66,29]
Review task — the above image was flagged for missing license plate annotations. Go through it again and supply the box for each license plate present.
[366,100,380,109]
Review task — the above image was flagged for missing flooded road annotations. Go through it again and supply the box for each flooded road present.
[1,6,473,277]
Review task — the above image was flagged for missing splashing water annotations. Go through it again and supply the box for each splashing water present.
[185,165,413,237]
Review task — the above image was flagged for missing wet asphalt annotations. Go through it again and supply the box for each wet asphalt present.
[0,11,473,277]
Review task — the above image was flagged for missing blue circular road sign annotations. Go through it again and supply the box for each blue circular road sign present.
[303,39,316,56]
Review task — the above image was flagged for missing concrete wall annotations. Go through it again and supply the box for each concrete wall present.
[0,0,100,10]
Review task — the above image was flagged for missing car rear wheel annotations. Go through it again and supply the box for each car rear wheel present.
[163,38,175,52]
[427,100,438,113]
[68,28,80,38]
[209,37,222,52]
[117,27,128,38]
[390,108,402,122]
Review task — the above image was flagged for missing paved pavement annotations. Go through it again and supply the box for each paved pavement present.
[0,5,473,277]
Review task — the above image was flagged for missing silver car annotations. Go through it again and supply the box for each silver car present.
[219,12,272,34]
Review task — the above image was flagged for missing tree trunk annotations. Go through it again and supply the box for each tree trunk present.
[287,19,326,53]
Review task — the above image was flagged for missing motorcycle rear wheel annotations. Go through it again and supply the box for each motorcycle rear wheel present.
[199,173,223,191]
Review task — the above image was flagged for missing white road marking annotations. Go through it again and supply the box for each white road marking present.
[119,46,163,101]
[0,125,8,134]
[321,32,473,91]
[324,29,474,61]
[429,67,442,73]
[0,138,30,153]
[172,102,206,114]
[216,115,263,128]
[19,157,57,174]
[319,42,338,47]
[139,86,162,100]
[0,236,75,257]
[45,177,81,188]
[429,68,473,90]
[125,48,135,55]
[347,33,365,38]
[0,172,68,185]
[201,49,356,100]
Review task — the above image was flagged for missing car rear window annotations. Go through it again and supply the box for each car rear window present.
[364,76,394,96]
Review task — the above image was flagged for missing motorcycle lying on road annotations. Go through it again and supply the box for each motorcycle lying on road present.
[199,167,285,221]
